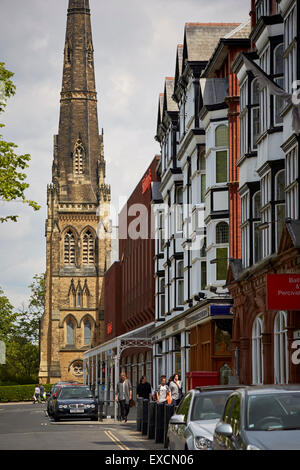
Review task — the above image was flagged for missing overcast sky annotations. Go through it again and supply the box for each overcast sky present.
[0,0,250,309]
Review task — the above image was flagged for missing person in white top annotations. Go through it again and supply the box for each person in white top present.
[156,375,170,403]
[33,385,41,404]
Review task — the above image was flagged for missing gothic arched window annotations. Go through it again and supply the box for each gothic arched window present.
[252,314,264,384]
[87,41,93,66]
[73,140,84,175]
[274,311,289,384]
[66,318,75,345]
[64,230,75,265]
[82,230,94,265]
[65,40,72,65]
[84,319,92,345]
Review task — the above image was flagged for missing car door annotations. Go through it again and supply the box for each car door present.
[214,394,237,450]
[174,393,193,450]
[228,392,244,450]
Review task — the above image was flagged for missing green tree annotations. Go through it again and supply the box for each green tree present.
[0,274,45,384]
[0,286,18,342]
[16,274,45,344]
[0,62,40,223]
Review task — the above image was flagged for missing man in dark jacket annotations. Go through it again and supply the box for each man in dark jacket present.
[136,376,151,400]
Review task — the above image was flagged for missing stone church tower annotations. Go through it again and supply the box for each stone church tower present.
[39,0,111,384]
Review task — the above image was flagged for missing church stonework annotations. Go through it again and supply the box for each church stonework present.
[39,0,111,384]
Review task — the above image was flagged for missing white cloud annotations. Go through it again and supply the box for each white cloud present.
[0,0,250,308]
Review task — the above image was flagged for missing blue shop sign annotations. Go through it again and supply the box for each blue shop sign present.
[210,305,232,316]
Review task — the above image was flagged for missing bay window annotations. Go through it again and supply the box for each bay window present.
[241,191,250,268]
[284,4,297,94]
[253,191,262,264]
[261,172,271,257]
[273,44,284,125]
[275,170,285,250]
[286,145,299,219]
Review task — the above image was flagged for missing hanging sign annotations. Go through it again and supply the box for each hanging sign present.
[267,274,300,310]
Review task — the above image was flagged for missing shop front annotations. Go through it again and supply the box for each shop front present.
[228,220,300,385]
[187,303,233,389]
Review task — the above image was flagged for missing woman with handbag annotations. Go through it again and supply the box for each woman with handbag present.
[169,374,183,406]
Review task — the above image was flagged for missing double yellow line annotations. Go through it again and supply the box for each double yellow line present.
[104,429,130,450]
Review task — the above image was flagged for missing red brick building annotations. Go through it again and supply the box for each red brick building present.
[84,156,160,399]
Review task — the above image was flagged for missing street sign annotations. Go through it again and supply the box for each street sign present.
[267,274,300,310]
[0,341,6,365]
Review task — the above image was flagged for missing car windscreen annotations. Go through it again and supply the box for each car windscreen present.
[190,392,231,421]
[247,392,300,431]
[58,387,94,400]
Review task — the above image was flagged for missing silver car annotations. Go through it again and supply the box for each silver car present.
[213,385,300,450]
[166,386,242,450]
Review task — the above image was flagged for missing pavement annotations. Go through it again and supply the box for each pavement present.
[0,401,164,451]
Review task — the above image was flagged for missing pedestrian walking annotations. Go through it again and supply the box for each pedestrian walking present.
[40,384,46,401]
[169,374,183,406]
[115,372,133,423]
[136,376,152,400]
[155,375,171,403]
[33,385,41,404]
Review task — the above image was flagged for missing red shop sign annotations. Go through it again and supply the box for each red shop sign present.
[107,322,113,335]
[142,169,152,194]
[267,274,300,310]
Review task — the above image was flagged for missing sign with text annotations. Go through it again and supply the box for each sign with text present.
[142,169,151,194]
[267,274,300,310]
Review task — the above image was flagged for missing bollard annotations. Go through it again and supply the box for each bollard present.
[98,401,104,422]
[136,397,143,431]
[147,401,156,439]
[155,402,165,443]
[142,399,149,435]
[164,403,175,448]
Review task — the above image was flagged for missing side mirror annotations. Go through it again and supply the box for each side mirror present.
[215,422,233,438]
[169,414,186,425]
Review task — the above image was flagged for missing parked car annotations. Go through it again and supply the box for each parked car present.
[166,386,244,450]
[213,385,300,450]
[47,382,80,417]
[52,385,98,422]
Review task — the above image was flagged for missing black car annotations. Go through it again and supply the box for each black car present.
[52,385,98,422]
[47,383,79,417]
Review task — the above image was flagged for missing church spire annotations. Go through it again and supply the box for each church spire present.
[54,0,104,203]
